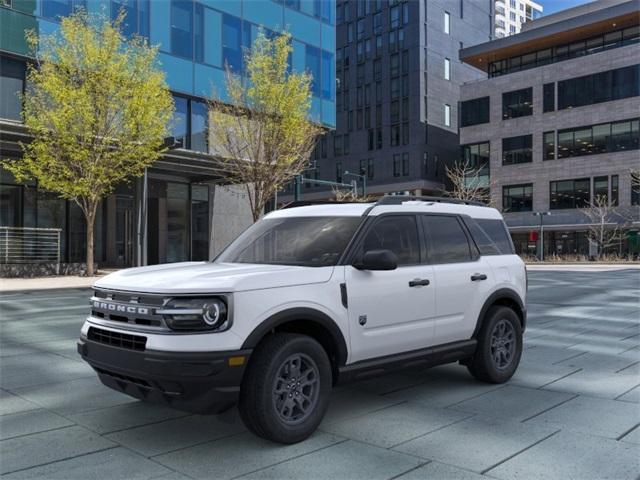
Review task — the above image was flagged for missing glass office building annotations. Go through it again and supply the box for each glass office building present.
[0,0,335,269]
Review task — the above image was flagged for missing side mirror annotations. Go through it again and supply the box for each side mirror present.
[354,249,398,271]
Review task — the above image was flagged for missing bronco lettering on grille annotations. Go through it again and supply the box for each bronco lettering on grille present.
[92,301,149,315]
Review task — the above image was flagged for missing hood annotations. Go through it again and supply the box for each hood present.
[93,262,335,294]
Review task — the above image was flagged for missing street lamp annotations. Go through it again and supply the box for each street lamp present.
[532,211,551,261]
[343,171,367,197]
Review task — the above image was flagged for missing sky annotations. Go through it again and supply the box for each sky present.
[542,0,595,15]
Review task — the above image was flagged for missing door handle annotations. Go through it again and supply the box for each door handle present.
[409,278,430,287]
[471,273,488,281]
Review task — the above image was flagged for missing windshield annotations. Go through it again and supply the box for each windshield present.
[216,216,362,267]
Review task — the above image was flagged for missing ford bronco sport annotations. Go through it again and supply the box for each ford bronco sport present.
[78,196,526,444]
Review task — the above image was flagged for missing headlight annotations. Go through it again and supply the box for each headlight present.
[158,297,229,332]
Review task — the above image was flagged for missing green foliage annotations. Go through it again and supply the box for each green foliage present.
[3,11,173,274]
[209,31,320,221]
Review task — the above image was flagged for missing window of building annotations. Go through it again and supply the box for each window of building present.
[502,134,532,165]
[550,178,590,209]
[356,18,365,40]
[190,100,208,153]
[391,100,399,123]
[391,125,400,146]
[374,59,382,80]
[375,35,383,56]
[444,11,450,34]
[543,82,555,112]
[558,64,640,110]
[171,0,194,59]
[632,173,640,206]
[423,216,472,264]
[362,216,420,265]
[373,13,383,34]
[402,153,410,175]
[390,5,400,29]
[41,0,85,21]
[375,105,382,125]
[503,184,533,213]
[376,129,383,149]
[611,175,619,206]
[543,131,555,160]
[393,154,401,176]
[334,135,343,156]
[502,87,533,119]
[402,122,409,144]
[390,54,400,77]
[171,95,189,148]
[344,133,350,155]
[594,175,609,202]
[368,129,374,150]
[444,104,451,127]
[444,58,451,80]
[336,161,343,183]
[461,142,490,184]
[460,96,490,127]
[391,78,400,99]
[557,118,639,158]
[112,0,150,38]
[0,56,25,121]
[306,45,321,97]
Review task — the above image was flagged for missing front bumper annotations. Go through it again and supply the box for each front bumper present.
[77,337,252,414]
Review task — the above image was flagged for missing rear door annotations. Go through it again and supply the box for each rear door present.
[421,215,495,345]
[345,214,436,363]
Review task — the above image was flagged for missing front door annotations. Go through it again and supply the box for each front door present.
[345,215,436,363]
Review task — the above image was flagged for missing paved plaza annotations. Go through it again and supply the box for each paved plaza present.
[1,268,639,479]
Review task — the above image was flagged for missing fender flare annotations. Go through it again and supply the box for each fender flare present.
[473,288,527,338]
[241,307,349,366]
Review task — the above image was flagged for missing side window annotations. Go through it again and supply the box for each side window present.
[361,216,420,265]
[422,215,472,264]
[476,219,515,254]
[464,219,500,256]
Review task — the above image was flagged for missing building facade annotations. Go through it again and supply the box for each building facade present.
[0,0,335,271]
[494,0,542,38]
[280,0,492,201]
[459,0,639,258]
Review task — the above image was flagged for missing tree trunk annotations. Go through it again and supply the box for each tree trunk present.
[86,215,95,276]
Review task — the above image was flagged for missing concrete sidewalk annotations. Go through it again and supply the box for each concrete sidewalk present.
[0,273,108,293]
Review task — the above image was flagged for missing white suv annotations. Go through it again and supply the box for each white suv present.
[78,196,526,444]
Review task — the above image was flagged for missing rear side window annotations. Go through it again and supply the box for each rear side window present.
[422,215,472,264]
[464,219,501,256]
[476,219,515,254]
[361,215,421,265]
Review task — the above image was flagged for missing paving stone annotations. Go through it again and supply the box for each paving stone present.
[0,409,73,440]
[238,440,423,480]
[3,447,170,479]
[394,416,557,473]
[487,431,640,480]
[12,377,137,415]
[555,352,639,374]
[0,390,40,416]
[617,385,640,403]
[385,366,504,408]
[106,414,246,456]
[542,369,640,399]
[0,352,93,390]
[619,426,640,445]
[450,385,575,422]
[155,431,344,479]
[321,388,403,425]
[70,401,190,434]
[394,461,488,480]
[525,395,640,439]
[352,370,429,395]
[518,345,585,365]
[321,401,471,448]
[0,426,115,475]
[509,363,581,389]
[0,343,40,358]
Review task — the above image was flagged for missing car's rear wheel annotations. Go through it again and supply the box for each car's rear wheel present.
[238,333,332,444]
[467,306,522,383]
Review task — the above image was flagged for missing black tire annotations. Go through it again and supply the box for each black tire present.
[238,333,332,444]
[467,306,522,383]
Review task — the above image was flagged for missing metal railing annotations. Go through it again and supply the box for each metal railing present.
[0,227,62,270]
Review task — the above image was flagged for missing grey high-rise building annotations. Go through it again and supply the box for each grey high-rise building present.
[283,0,493,201]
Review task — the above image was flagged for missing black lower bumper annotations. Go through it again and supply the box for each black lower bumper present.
[77,337,251,414]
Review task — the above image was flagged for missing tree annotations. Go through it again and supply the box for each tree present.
[208,32,320,222]
[444,159,494,205]
[4,11,173,275]
[580,194,626,259]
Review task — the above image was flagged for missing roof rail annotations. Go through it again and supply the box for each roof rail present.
[375,195,487,207]
[281,200,371,209]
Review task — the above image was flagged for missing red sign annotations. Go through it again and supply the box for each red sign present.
[529,231,539,242]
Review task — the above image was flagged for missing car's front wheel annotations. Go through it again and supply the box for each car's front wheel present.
[238,333,332,444]
[467,306,522,383]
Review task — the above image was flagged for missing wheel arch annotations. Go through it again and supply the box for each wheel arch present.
[473,288,526,338]
[241,308,349,376]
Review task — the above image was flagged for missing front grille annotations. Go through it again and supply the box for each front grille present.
[90,289,168,331]
[88,326,147,351]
